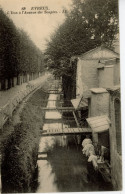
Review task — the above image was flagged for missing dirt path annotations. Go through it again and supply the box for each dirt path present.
[0,73,51,108]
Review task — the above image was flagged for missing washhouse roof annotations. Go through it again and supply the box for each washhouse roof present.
[71,46,119,62]
[86,115,111,133]
[79,46,119,60]
[71,96,88,110]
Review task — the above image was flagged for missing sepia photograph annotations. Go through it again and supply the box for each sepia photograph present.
[0,0,123,193]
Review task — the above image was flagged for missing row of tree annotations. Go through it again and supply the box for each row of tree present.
[0,9,44,90]
[45,0,119,99]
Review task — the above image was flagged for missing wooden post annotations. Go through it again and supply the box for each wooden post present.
[5,79,8,90]
[17,74,21,85]
[92,132,98,146]
[32,73,34,80]
[0,81,1,91]
[0,109,4,130]
[26,73,30,82]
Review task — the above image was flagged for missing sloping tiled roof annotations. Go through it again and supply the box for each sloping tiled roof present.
[71,96,88,110]
[78,46,119,60]
[86,115,111,133]
[71,97,81,109]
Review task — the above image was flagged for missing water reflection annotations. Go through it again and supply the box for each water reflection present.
[36,136,59,193]
[37,160,58,193]
[36,92,113,192]
[36,135,113,193]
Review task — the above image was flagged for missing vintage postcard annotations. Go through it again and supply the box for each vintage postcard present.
[0,0,124,193]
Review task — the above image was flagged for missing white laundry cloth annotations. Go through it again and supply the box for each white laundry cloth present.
[88,154,98,170]
[82,138,92,148]
[82,144,95,157]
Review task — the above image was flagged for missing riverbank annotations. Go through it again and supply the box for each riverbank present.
[1,76,53,193]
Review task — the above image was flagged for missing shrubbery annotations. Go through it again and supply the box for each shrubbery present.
[1,123,39,192]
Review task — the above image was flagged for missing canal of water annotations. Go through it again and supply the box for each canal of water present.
[36,90,113,192]
[0,81,113,193]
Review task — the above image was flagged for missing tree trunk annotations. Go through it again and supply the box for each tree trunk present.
[1,79,5,90]
[8,78,12,89]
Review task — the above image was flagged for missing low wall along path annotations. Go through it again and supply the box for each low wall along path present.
[0,73,51,129]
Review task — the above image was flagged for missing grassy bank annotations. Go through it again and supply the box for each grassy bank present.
[1,77,53,193]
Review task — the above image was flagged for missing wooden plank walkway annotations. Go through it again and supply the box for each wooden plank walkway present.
[41,127,92,136]
[41,85,92,137]
[44,119,76,124]
[41,107,75,112]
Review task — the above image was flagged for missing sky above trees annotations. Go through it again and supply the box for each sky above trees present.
[0,0,72,51]
[0,0,125,54]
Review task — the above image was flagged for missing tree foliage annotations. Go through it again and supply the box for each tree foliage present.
[45,0,119,77]
[0,9,44,82]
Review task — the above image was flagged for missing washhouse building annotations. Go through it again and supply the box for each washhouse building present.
[70,46,121,190]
